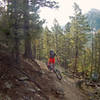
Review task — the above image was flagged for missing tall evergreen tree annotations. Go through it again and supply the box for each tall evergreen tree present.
[23,0,58,58]
[70,3,90,73]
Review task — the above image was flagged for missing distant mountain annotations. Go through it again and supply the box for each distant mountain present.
[86,9,100,30]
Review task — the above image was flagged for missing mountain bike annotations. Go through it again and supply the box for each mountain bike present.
[47,64,62,80]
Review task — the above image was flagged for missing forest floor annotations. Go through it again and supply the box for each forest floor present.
[0,51,95,100]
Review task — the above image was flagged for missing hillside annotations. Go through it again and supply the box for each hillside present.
[0,51,88,100]
[87,9,100,30]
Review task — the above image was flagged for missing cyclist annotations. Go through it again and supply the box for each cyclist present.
[47,50,62,80]
[48,50,56,70]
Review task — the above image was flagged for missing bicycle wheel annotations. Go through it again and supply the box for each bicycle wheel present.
[54,69,62,80]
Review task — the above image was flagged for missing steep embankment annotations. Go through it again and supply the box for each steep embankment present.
[0,51,88,100]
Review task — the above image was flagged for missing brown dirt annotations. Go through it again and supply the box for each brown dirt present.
[0,51,88,100]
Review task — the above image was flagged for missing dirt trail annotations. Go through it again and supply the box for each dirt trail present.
[0,52,88,100]
[62,78,87,100]
[36,60,88,100]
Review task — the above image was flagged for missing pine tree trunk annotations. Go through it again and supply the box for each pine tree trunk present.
[24,38,32,58]
[13,0,20,64]
[23,0,33,59]
[74,36,78,73]
[74,48,78,73]
[33,43,36,59]
[90,31,94,77]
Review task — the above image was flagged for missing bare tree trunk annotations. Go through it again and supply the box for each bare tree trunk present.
[98,44,100,74]
[13,0,20,64]
[74,48,78,73]
[23,0,33,59]
[90,30,94,77]
[33,43,36,59]
[24,38,32,58]
[74,36,78,73]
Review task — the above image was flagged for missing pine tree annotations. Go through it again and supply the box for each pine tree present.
[70,3,90,73]
[23,0,58,59]
[4,0,23,63]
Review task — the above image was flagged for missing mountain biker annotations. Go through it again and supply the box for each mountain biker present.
[47,50,62,80]
[48,50,56,70]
